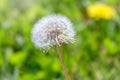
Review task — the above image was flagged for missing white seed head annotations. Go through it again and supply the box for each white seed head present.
[31,14,75,50]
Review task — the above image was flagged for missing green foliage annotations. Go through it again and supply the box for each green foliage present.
[0,0,120,80]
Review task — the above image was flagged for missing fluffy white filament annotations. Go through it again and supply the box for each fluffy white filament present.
[31,14,75,50]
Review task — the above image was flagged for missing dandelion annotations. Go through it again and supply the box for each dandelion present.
[87,3,116,20]
[31,14,75,80]
[31,14,75,50]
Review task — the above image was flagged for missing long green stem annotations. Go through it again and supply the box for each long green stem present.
[56,45,70,80]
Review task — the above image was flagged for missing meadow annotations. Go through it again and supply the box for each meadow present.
[0,0,120,80]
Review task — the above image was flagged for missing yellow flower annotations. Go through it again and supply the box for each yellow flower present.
[87,3,116,20]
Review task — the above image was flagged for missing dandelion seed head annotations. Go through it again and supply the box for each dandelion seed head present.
[31,14,75,50]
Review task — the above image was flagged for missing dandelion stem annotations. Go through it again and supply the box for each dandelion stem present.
[56,45,70,80]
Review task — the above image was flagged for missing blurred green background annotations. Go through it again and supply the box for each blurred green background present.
[0,0,120,80]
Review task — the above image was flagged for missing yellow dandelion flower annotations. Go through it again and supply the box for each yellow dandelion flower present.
[87,3,116,20]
